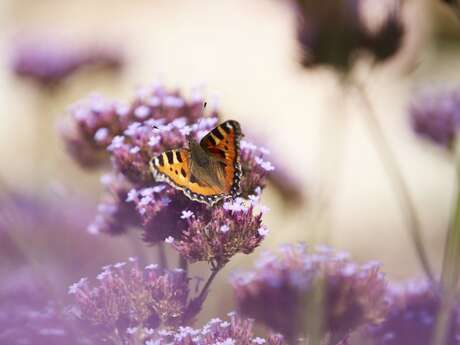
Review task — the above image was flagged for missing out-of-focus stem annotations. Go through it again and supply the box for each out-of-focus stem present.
[184,268,220,325]
[441,144,460,293]
[433,142,460,345]
[443,0,460,19]
[158,242,168,269]
[302,279,324,345]
[179,255,188,274]
[128,231,148,265]
[354,80,434,282]
[110,328,124,345]
[0,174,9,193]
[196,269,220,305]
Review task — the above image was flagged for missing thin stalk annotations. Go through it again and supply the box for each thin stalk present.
[110,328,125,345]
[432,144,460,345]
[183,268,220,326]
[0,173,9,194]
[33,91,55,189]
[196,269,220,304]
[128,231,148,266]
[302,279,325,345]
[441,146,460,292]
[158,242,168,269]
[179,255,188,274]
[354,80,434,282]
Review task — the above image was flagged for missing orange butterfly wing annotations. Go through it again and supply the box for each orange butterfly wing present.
[150,149,227,205]
[199,120,242,197]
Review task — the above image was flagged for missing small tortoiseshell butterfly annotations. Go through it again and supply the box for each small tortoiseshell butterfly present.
[150,120,243,206]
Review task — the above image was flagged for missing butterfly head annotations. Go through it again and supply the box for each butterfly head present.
[186,134,202,153]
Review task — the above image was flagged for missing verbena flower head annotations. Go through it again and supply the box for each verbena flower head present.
[10,36,122,87]
[293,0,404,71]
[87,173,141,235]
[172,197,267,270]
[410,86,460,150]
[69,259,201,340]
[62,85,209,168]
[141,313,287,345]
[231,244,388,343]
[62,83,274,267]
[365,280,460,345]
[116,118,272,248]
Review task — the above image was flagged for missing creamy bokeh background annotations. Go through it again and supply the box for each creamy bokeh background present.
[1,0,460,319]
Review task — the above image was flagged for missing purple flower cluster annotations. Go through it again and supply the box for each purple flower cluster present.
[365,280,460,345]
[68,260,288,345]
[64,83,273,268]
[293,0,404,70]
[69,259,200,339]
[88,173,141,235]
[141,313,286,345]
[172,198,268,270]
[10,36,123,87]
[410,86,460,150]
[231,244,388,343]
[62,86,210,169]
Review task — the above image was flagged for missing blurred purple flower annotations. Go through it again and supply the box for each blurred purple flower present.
[0,191,108,273]
[0,267,96,345]
[87,173,141,235]
[69,259,201,342]
[10,36,123,87]
[410,86,460,150]
[231,244,388,343]
[141,313,287,345]
[292,0,404,71]
[365,280,460,345]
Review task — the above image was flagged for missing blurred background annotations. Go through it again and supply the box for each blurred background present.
[1,0,460,321]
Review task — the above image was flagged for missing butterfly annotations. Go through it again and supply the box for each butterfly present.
[150,120,243,206]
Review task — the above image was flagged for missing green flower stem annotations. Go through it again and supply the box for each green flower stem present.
[354,80,434,282]
[433,142,460,345]
[197,269,220,302]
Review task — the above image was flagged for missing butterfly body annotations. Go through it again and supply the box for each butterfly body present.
[150,120,242,206]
